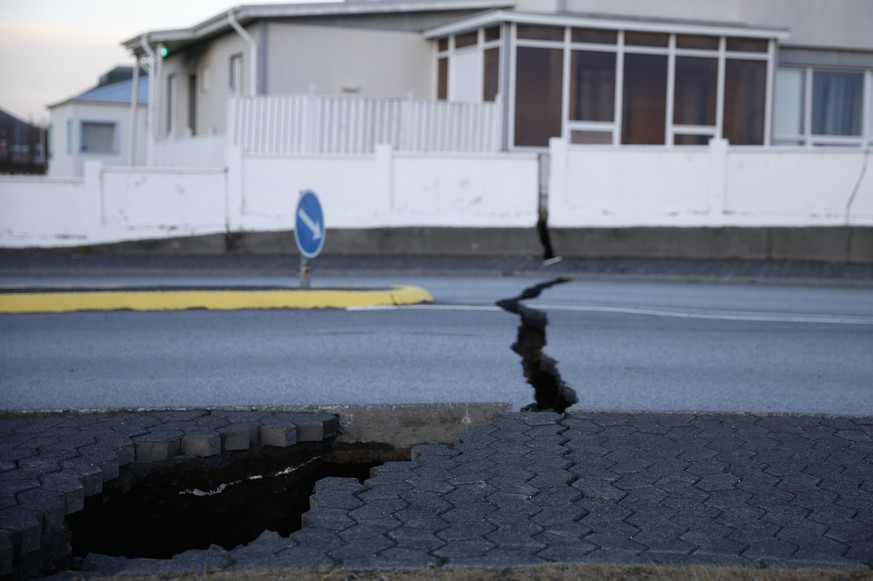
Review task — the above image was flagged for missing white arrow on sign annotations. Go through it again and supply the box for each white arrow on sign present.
[297,207,322,241]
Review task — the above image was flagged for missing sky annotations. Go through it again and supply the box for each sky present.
[0,0,339,124]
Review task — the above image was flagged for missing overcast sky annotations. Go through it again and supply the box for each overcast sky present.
[0,0,340,124]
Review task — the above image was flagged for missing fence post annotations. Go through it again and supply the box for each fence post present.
[304,85,317,154]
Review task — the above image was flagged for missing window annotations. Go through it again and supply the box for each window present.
[723,59,766,145]
[677,35,718,50]
[622,53,668,144]
[455,31,478,49]
[625,31,669,47]
[674,57,717,126]
[167,73,178,135]
[773,68,805,145]
[812,71,863,137]
[483,48,500,102]
[229,54,243,96]
[572,28,616,45]
[515,47,563,147]
[517,25,564,42]
[570,51,616,122]
[80,122,116,154]
[772,67,868,146]
[437,57,448,100]
[188,73,197,135]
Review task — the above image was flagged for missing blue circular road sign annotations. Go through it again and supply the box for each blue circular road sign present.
[294,190,325,259]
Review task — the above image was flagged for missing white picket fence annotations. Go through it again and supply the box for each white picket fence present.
[230,93,502,155]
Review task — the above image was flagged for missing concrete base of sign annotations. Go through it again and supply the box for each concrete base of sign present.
[0,286,433,314]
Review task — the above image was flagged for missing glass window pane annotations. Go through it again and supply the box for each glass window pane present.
[437,38,449,52]
[514,47,563,147]
[674,134,711,146]
[572,28,617,44]
[571,130,612,145]
[570,50,616,122]
[812,71,863,136]
[674,57,717,126]
[517,25,564,42]
[437,57,448,100]
[726,38,768,53]
[484,26,500,43]
[455,32,477,49]
[869,81,873,143]
[624,31,668,47]
[773,67,804,138]
[621,53,667,145]
[723,59,766,145]
[676,35,719,50]
[483,48,500,102]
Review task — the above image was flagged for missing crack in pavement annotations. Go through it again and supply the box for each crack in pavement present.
[497,278,578,413]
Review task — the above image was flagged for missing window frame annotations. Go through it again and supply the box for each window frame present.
[507,22,774,149]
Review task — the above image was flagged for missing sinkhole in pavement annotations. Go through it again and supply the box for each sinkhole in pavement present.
[67,443,406,561]
[497,277,578,413]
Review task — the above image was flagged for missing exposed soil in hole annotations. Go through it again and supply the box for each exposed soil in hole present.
[68,444,407,560]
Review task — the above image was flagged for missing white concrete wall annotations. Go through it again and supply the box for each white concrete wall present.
[232,147,539,232]
[0,163,226,248]
[3,142,871,249]
[549,139,873,227]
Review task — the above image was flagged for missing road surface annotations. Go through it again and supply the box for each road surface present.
[1,276,872,414]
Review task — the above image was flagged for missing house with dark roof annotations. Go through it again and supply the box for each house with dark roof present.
[47,67,148,177]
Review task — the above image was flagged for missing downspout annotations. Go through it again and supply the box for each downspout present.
[128,54,140,166]
[227,9,258,96]
[140,35,157,166]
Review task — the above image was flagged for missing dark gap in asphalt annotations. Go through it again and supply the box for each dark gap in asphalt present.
[497,277,578,413]
[66,444,403,562]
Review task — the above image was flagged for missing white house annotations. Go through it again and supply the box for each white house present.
[48,67,148,177]
[121,0,873,152]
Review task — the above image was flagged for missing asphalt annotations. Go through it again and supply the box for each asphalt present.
[1,254,872,578]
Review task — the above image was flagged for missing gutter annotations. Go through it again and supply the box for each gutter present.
[140,35,157,166]
[227,9,258,96]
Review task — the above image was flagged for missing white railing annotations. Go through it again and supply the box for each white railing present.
[231,93,502,155]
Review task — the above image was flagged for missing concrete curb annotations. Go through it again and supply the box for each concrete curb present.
[0,285,433,314]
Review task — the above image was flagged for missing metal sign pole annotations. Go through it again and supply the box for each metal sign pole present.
[300,255,310,289]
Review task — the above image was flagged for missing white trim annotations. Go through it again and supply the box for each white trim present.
[425,10,789,41]
[665,33,676,144]
[764,39,776,146]
[716,36,726,141]
[561,26,571,142]
[614,31,625,146]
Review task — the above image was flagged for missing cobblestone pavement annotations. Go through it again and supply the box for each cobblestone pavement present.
[3,410,870,578]
[0,410,339,578]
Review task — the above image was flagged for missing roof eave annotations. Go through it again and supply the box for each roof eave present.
[425,10,790,40]
[122,0,515,53]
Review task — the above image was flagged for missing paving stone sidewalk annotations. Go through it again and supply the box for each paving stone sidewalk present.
[12,410,870,578]
[0,410,339,578]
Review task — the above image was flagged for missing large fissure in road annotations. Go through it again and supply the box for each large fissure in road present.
[497,278,578,413]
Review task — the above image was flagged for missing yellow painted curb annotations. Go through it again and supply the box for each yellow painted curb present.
[0,286,433,314]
